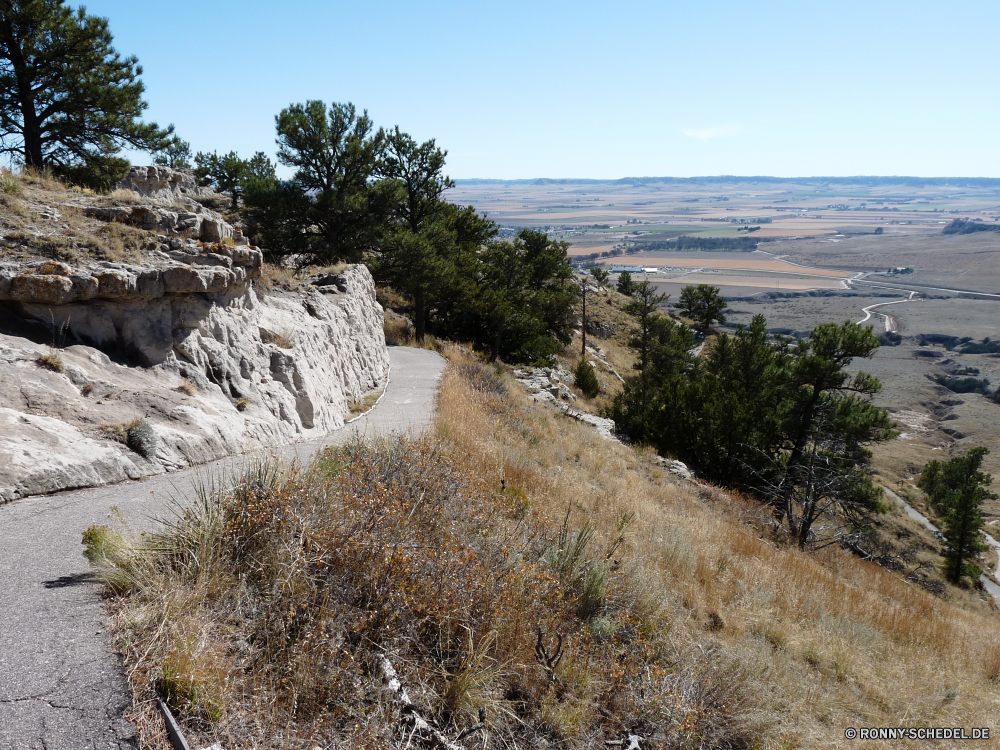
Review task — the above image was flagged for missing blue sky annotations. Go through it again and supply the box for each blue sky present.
[85,0,1000,179]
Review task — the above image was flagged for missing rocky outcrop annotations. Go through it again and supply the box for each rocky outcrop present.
[117,165,215,202]
[81,166,237,243]
[84,203,235,244]
[0,257,389,503]
[514,365,578,403]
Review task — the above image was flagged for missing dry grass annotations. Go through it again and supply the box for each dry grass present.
[436,350,1000,746]
[104,188,143,205]
[347,390,382,416]
[383,310,413,346]
[35,351,64,372]
[98,417,144,444]
[86,350,1000,748]
[177,379,198,397]
[17,165,65,191]
[0,171,155,262]
[259,328,296,349]
[257,264,307,293]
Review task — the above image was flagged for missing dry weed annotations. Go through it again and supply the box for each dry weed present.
[87,350,1000,748]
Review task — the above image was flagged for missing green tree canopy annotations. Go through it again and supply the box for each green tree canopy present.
[0,0,171,169]
[246,100,389,265]
[678,284,727,334]
[153,135,191,168]
[616,270,634,296]
[589,266,609,286]
[368,128,455,340]
[919,447,996,583]
[609,317,896,548]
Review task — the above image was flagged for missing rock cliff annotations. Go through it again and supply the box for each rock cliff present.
[0,168,389,503]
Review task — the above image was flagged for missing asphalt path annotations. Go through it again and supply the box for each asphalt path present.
[0,346,445,750]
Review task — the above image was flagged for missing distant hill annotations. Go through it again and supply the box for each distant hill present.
[454,175,1000,188]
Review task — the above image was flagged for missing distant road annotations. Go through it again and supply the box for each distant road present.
[0,346,446,750]
[849,277,1000,300]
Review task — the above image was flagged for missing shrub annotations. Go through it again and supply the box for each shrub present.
[574,359,601,398]
[126,419,157,458]
[54,156,130,193]
[0,170,22,195]
[233,397,250,412]
[36,352,64,372]
[383,314,412,346]
[99,418,157,457]
[177,379,197,396]
[934,374,990,395]
[259,328,295,348]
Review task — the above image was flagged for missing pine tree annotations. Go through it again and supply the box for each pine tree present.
[0,0,170,170]
[616,270,634,296]
[919,447,996,583]
[678,284,727,334]
[574,359,600,399]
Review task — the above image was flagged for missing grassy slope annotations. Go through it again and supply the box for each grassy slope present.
[87,345,1000,749]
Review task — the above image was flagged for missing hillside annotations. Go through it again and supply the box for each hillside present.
[86,344,1000,749]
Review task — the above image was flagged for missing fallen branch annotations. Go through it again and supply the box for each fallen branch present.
[379,654,486,750]
[605,736,643,749]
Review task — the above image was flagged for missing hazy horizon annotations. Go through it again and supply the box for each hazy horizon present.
[78,0,1000,180]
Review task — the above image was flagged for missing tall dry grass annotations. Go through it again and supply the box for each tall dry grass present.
[87,349,1000,749]
[436,349,1000,747]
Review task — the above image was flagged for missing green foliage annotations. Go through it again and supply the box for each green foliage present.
[0,0,171,168]
[54,154,130,192]
[367,127,456,339]
[874,227,884,235]
[678,284,727,334]
[942,218,1000,235]
[934,374,990,395]
[153,134,192,168]
[876,331,902,346]
[468,230,576,363]
[609,315,896,548]
[589,266,609,286]
[638,235,761,252]
[616,270,634,296]
[247,101,572,362]
[574,359,601,399]
[919,447,996,583]
[194,150,275,194]
[245,101,386,265]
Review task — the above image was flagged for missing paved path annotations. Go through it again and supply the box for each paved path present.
[0,346,445,750]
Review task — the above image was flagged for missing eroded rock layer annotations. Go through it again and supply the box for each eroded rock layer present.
[0,260,389,503]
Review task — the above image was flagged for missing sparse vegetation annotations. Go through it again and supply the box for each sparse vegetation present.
[98,418,157,457]
[347,391,382,415]
[259,327,296,349]
[177,379,197,396]
[573,359,600,398]
[88,353,1000,747]
[35,351,64,372]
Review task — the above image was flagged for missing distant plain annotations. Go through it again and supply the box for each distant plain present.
[451,177,1000,513]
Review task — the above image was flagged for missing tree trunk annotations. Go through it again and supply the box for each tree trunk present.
[3,22,44,167]
[414,287,426,342]
[489,319,507,363]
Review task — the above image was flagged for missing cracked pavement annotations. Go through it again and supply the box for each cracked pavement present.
[0,347,445,749]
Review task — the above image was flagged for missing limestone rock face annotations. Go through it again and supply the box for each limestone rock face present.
[118,165,212,202]
[0,261,389,504]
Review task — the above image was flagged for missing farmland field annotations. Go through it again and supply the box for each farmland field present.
[449,177,1000,514]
